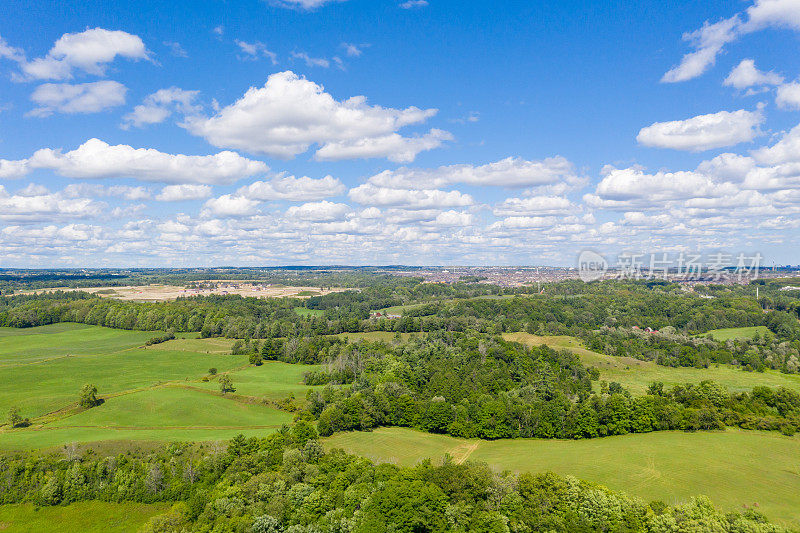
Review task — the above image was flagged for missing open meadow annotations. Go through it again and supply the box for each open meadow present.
[192,360,322,400]
[324,426,800,526]
[504,332,800,395]
[1,325,244,418]
[329,331,422,343]
[702,326,772,341]
[0,502,168,533]
[1,324,316,449]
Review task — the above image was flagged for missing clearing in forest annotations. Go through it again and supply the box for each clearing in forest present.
[323,426,800,527]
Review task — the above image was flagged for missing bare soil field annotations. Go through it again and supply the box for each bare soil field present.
[19,282,348,302]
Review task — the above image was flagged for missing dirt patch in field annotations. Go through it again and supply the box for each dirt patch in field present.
[21,283,348,302]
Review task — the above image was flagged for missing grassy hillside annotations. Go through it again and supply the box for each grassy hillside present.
[2,325,300,449]
[193,360,322,400]
[0,386,293,449]
[43,386,292,428]
[504,332,800,395]
[0,426,284,450]
[293,307,324,317]
[0,323,156,365]
[2,325,245,418]
[324,427,800,526]
[702,325,772,341]
[329,331,422,343]
[0,502,168,532]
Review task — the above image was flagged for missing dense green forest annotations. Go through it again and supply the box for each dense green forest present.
[3,277,799,375]
[0,426,789,532]
[293,334,800,439]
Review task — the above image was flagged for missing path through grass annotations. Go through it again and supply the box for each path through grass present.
[504,332,800,395]
[3,325,245,418]
[324,427,800,526]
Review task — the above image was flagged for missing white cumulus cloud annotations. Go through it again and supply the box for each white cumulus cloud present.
[367,156,579,189]
[584,166,738,209]
[156,184,213,202]
[13,28,150,80]
[349,183,473,209]
[492,196,576,216]
[752,123,800,164]
[182,71,447,162]
[776,82,800,110]
[663,0,800,83]
[202,194,260,217]
[1,138,267,184]
[723,59,783,89]
[0,159,31,179]
[286,201,351,221]
[0,190,104,222]
[423,210,474,227]
[636,109,763,151]
[122,87,200,129]
[661,15,741,83]
[236,174,344,201]
[744,0,800,31]
[314,129,452,163]
[28,81,127,116]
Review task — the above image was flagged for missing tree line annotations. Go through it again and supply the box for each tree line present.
[0,423,788,532]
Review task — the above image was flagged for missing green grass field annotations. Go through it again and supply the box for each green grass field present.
[504,332,800,395]
[0,323,156,365]
[294,307,324,317]
[0,426,284,450]
[0,502,168,532]
[156,336,234,353]
[0,386,292,449]
[3,325,246,418]
[701,325,772,341]
[2,324,299,450]
[330,331,423,343]
[193,361,323,400]
[324,427,800,526]
[43,386,292,429]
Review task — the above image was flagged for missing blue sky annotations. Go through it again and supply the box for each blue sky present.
[1,0,799,267]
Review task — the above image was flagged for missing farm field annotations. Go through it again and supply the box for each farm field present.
[1,386,292,449]
[324,427,800,526]
[2,325,245,418]
[19,283,347,301]
[41,386,293,429]
[0,323,156,365]
[2,324,300,449]
[0,502,168,533]
[193,360,323,400]
[294,306,324,317]
[0,425,283,450]
[504,332,800,395]
[702,325,772,341]
[329,331,423,343]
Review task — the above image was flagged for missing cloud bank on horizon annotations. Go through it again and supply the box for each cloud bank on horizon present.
[0,0,799,267]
